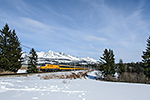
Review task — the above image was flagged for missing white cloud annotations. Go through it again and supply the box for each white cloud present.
[20,17,54,33]
[85,35,107,42]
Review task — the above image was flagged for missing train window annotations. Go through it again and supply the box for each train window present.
[42,64,45,66]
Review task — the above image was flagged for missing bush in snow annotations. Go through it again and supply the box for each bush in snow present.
[104,74,116,82]
[118,72,150,84]
[40,71,89,80]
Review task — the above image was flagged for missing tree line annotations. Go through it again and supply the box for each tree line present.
[99,36,150,83]
[0,24,38,73]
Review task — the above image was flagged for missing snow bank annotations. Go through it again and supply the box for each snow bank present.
[87,70,104,79]
[17,70,27,73]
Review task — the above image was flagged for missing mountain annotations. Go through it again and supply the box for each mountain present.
[22,50,99,65]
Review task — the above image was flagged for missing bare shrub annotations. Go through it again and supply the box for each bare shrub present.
[60,75,65,79]
[40,71,90,80]
[77,72,87,79]
[118,72,150,84]
[77,72,83,77]
[65,74,71,79]
[137,73,149,83]
[41,75,49,80]
[62,80,67,84]
[71,73,77,79]
[0,68,4,73]
[105,74,116,82]
[0,70,14,74]
[83,72,87,79]
[37,74,41,77]
[118,72,130,82]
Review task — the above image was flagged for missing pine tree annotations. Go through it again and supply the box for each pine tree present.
[0,24,22,72]
[142,36,150,78]
[118,59,125,74]
[127,66,131,73]
[27,48,38,73]
[99,49,116,77]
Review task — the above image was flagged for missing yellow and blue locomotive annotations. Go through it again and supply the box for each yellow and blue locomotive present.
[40,64,86,72]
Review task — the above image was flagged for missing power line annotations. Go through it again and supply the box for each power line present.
[21,44,31,50]
[21,44,40,52]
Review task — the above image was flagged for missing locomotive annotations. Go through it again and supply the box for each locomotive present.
[40,64,87,72]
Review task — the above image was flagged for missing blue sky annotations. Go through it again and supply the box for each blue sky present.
[0,0,150,63]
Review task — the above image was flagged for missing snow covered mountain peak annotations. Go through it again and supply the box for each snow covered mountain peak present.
[22,50,98,65]
[59,52,67,55]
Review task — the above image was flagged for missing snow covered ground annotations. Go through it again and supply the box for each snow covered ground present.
[17,69,27,73]
[0,71,150,100]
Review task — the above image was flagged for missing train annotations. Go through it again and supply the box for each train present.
[40,64,87,72]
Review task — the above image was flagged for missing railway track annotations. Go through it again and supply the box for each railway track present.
[0,71,61,77]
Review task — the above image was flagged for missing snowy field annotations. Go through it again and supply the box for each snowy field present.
[0,71,150,100]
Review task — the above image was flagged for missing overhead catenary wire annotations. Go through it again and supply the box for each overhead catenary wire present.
[20,44,40,52]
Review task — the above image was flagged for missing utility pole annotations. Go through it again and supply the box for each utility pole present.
[74,61,75,72]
